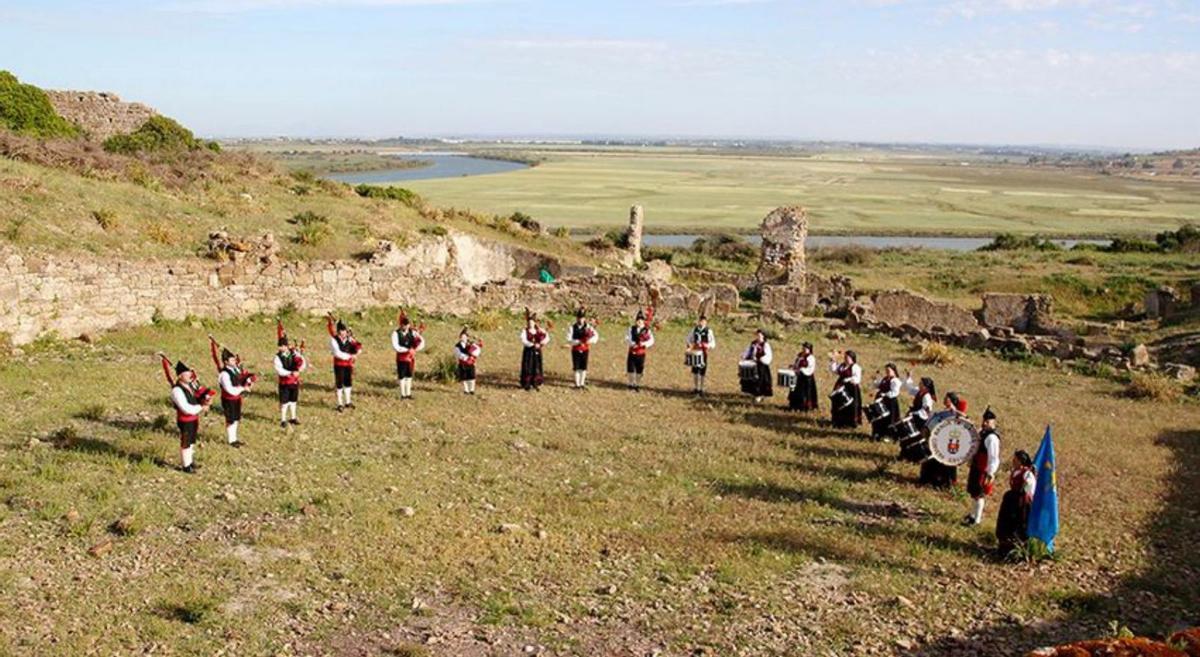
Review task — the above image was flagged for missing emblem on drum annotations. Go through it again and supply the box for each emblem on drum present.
[927,416,980,467]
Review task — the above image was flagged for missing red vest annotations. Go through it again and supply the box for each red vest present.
[278,351,304,386]
[174,383,200,423]
[629,327,650,356]
[570,323,593,353]
[395,330,422,364]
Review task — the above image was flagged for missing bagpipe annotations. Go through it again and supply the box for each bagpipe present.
[209,335,259,387]
[459,327,484,364]
[523,307,551,350]
[277,319,307,373]
[327,313,363,355]
[396,309,427,351]
[158,352,216,405]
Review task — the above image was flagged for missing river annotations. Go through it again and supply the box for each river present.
[636,234,1109,252]
[328,153,529,184]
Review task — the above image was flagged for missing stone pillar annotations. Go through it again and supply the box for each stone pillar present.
[627,205,644,264]
[755,206,808,286]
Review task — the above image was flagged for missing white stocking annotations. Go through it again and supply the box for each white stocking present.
[181,446,194,468]
[226,422,238,444]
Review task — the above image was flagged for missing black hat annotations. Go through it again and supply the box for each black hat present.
[336,320,347,332]
[698,314,708,321]
[575,307,586,319]
[635,309,646,321]
[221,347,235,362]
[460,326,470,337]
[278,336,289,347]
[983,406,997,422]
[175,361,190,375]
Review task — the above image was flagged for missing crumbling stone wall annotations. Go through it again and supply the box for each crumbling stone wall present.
[756,206,807,286]
[627,205,644,264]
[980,293,1056,334]
[44,90,158,140]
[850,290,981,335]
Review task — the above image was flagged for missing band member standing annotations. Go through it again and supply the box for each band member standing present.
[327,314,361,411]
[161,356,212,474]
[273,320,307,428]
[870,363,903,441]
[455,327,483,395]
[210,336,250,448]
[902,375,936,424]
[829,349,863,428]
[566,309,599,389]
[918,392,967,488]
[391,310,425,400]
[740,329,774,403]
[787,342,819,412]
[519,310,550,391]
[995,449,1038,556]
[686,315,717,396]
[964,407,1002,526]
[625,309,655,391]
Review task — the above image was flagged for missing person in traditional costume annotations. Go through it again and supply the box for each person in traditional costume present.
[918,392,967,488]
[391,310,425,400]
[686,315,717,396]
[896,375,936,461]
[210,336,253,448]
[327,314,362,411]
[740,329,774,403]
[566,309,599,389]
[787,342,819,412]
[869,363,903,441]
[519,310,550,391]
[160,355,213,474]
[625,309,655,391]
[995,449,1037,557]
[964,407,1002,526]
[828,349,863,428]
[272,320,307,428]
[455,327,482,395]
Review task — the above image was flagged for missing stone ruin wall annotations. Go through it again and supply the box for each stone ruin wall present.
[44,90,158,140]
[0,231,738,346]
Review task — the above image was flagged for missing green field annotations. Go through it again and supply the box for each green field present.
[392,149,1200,236]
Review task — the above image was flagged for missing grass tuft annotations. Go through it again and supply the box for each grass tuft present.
[1126,372,1181,402]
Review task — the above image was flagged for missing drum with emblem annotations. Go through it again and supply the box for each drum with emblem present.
[776,368,797,389]
[738,360,758,381]
[685,350,706,369]
[926,415,981,467]
[864,398,891,424]
[829,386,852,410]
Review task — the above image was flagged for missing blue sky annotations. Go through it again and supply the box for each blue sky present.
[1,0,1197,149]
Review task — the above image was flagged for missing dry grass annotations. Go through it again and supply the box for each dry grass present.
[0,312,1196,656]
[1126,372,1182,402]
[919,340,958,366]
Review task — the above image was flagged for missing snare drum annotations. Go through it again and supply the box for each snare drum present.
[890,416,921,442]
[776,368,797,389]
[829,386,852,410]
[864,398,891,424]
[738,360,759,381]
[898,434,932,463]
[685,350,706,369]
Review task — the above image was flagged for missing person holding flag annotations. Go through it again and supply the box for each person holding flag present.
[1026,426,1059,556]
[995,449,1037,557]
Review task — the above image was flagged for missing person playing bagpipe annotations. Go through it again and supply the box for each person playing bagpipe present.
[455,327,483,395]
[210,335,254,448]
[625,308,656,391]
[159,355,213,473]
[870,363,903,441]
[918,391,968,488]
[273,320,307,428]
[995,449,1038,557]
[828,349,863,428]
[964,406,1002,526]
[391,309,425,400]
[566,308,599,389]
[519,309,550,391]
[787,342,819,412]
[740,328,774,403]
[686,315,717,396]
[327,314,362,411]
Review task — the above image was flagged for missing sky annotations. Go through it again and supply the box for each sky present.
[1,0,1197,150]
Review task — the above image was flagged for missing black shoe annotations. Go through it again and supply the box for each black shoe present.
[230,441,242,449]
[347,403,356,410]
[182,464,196,474]
[280,421,288,429]
[290,419,300,426]
[336,405,344,413]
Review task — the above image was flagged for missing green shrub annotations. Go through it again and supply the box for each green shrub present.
[979,233,1062,252]
[0,70,81,138]
[419,225,448,237]
[1126,372,1180,402]
[91,209,118,231]
[690,233,757,263]
[1103,238,1159,253]
[205,140,221,153]
[811,245,874,266]
[293,223,331,246]
[552,226,570,239]
[103,116,201,155]
[1154,223,1200,253]
[354,184,421,207]
[290,210,329,227]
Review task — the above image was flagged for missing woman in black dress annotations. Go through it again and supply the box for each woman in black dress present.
[787,342,819,412]
[828,350,863,428]
[739,329,774,403]
[996,450,1037,557]
[869,363,903,441]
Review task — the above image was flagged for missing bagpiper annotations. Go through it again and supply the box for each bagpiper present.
[455,327,483,395]
[995,449,1037,557]
[963,406,1001,526]
[519,309,550,391]
[787,342,819,412]
[273,320,307,428]
[159,354,213,473]
[870,363,903,441]
[828,349,863,428]
[739,328,774,403]
[686,315,716,396]
[625,308,655,391]
[210,335,253,448]
[327,314,362,411]
[391,310,425,400]
[566,308,599,389]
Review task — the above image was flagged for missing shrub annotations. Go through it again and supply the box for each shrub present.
[1103,238,1159,254]
[1126,372,1180,402]
[919,341,958,365]
[979,233,1062,252]
[690,233,757,263]
[427,353,458,384]
[103,116,201,155]
[552,226,570,239]
[508,211,541,233]
[294,222,331,246]
[290,210,329,227]
[3,217,28,242]
[1154,223,1200,253]
[419,225,448,237]
[204,140,221,153]
[811,245,875,266]
[354,184,421,207]
[78,404,107,421]
[145,220,178,245]
[470,308,504,332]
[91,209,118,231]
[0,70,81,139]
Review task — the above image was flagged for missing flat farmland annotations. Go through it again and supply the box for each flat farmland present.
[398,149,1200,236]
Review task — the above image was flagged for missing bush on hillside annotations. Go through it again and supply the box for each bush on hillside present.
[103,116,201,155]
[0,70,81,139]
[979,233,1062,252]
[354,184,421,207]
[1126,372,1181,402]
[1155,223,1200,253]
[690,233,757,263]
[811,244,875,266]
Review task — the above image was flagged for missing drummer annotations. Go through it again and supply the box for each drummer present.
[740,329,774,403]
[829,349,863,429]
[918,391,967,488]
[686,315,717,396]
[901,374,936,424]
[787,342,819,412]
[869,363,903,441]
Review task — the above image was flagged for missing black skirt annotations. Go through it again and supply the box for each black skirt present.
[520,347,544,389]
[788,373,819,411]
[396,360,414,380]
[740,363,773,397]
[571,349,589,372]
[457,363,476,382]
[831,383,862,428]
[870,396,902,439]
[626,353,646,374]
[918,460,958,489]
[995,489,1031,555]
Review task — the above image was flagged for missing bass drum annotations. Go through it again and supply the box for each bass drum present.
[926,415,981,467]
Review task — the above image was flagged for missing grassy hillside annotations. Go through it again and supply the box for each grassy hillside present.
[0,313,1195,656]
[360,148,1200,236]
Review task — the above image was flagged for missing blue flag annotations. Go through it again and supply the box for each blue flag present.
[1028,426,1059,553]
